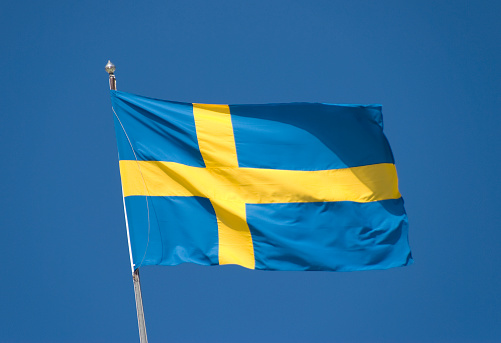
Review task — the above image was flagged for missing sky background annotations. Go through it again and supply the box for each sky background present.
[1,1,500,342]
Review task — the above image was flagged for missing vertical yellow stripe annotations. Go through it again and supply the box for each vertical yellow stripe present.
[211,201,255,269]
[193,103,255,269]
[192,104,238,168]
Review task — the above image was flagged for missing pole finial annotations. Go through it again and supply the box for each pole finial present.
[105,60,116,74]
[105,60,117,90]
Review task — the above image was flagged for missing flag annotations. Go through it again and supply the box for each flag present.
[111,90,412,271]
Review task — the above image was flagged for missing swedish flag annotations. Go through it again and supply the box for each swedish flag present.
[111,90,412,271]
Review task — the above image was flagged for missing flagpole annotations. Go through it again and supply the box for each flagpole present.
[106,60,149,343]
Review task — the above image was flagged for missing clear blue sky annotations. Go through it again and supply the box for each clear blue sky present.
[1,1,500,342]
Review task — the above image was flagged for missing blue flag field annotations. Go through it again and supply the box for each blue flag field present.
[111,90,412,271]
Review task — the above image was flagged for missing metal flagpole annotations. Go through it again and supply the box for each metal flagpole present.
[106,60,149,343]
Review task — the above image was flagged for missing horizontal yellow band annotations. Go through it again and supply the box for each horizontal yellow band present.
[119,161,401,203]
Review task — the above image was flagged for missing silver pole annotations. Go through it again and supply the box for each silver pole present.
[133,269,148,343]
[106,60,148,343]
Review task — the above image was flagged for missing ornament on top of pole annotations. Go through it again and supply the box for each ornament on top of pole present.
[105,60,117,90]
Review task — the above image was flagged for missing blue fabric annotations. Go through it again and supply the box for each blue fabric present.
[230,103,394,170]
[247,199,411,271]
[111,91,205,166]
[125,196,219,267]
